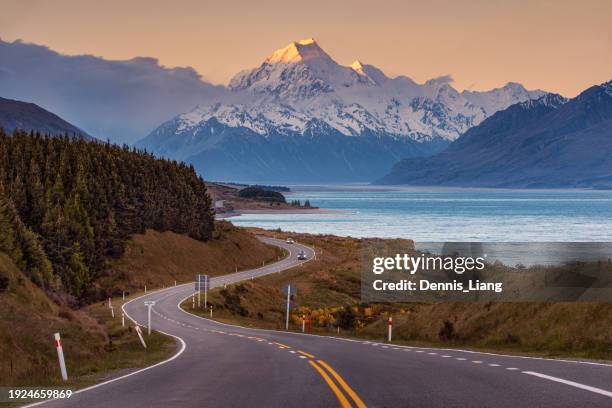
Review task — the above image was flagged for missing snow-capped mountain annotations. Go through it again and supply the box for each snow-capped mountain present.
[138,38,547,182]
[377,81,612,188]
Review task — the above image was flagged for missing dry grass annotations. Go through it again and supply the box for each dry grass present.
[97,221,283,296]
[187,228,612,361]
[0,252,176,394]
[0,222,283,392]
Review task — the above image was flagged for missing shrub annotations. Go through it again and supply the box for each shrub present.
[238,187,286,203]
[439,320,456,341]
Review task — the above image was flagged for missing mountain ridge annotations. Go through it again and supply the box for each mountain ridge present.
[0,96,93,139]
[138,38,546,182]
[376,81,612,188]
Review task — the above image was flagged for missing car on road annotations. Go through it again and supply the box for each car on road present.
[286,237,295,244]
[297,250,307,260]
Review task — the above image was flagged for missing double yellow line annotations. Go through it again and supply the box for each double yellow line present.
[307,357,367,408]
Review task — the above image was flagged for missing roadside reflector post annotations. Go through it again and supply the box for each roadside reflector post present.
[144,301,156,336]
[210,305,213,318]
[285,284,291,331]
[144,285,147,294]
[122,291,125,301]
[204,278,208,308]
[192,294,195,309]
[174,280,177,287]
[122,312,125,327]
[111,306,115,318]
[135,326,147,348]
[53,333,68,381]
[337,326,340,335]
[302,315,305,333]
[388,316,393,342]
[108,297,111,308]
[197,274,201,308]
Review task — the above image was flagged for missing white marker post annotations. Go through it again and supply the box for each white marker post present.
[144,301,155,336]
[144,285,147,294]
[121,312,125,327]
[108,297,111,308]
[174,280,177,287]
[54,333,68,381]
[122,291,125,301]
[209,305,213,318]
[388,316,393,342]
[204,278,208,308]
[135,326,147,348]
[197,274,201,308]
[111,306,115,318]
[285,284,291,331]
[302,315,306,333]
[192,294,195,309]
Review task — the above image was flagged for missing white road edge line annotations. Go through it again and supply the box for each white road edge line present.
[523,371,612,398]
[23,285,189,408]
[22,237,306,407]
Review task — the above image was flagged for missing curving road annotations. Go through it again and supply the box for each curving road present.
[32,237,612,407]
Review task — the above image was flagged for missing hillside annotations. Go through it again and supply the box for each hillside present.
[0,223,281,387]
[191,230,612,360]
[105,222,283,293]
[0,130,214,302]
[0,97,92,139]
[377,81,612,188]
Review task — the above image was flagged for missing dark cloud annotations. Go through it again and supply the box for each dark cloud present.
[0,39,226,144]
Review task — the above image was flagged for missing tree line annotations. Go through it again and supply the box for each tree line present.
[0,130,214,302]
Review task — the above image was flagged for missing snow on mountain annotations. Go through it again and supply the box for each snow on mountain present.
[181,38,545,143]
[462,82,547,116]
[138,38,550,182]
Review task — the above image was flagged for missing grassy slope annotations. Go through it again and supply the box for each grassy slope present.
[188,229,612,361]
[98,221,283,295]
[0,222,282,392]
[0,251,175,392]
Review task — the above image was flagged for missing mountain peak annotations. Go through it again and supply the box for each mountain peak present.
[503,81,525,89]
[296,38,316,45]
[350,60,364,70]
[266,38,330,64]
[350,60,389,85]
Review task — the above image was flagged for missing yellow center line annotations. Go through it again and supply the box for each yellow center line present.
[273,342,291,348]
[317,360,367,408]
[308,360,352,408]
[297,350,315,358]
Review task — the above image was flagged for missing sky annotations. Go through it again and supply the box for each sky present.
[1,0,611,97]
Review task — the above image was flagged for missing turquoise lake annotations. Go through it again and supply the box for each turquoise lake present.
[229,185,612,242]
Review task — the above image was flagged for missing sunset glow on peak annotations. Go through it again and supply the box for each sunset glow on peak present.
[350,60,365,72]
[296,38,316,45]
[266,38,328,64]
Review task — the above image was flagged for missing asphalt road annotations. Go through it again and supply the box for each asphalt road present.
[32,236,612,408]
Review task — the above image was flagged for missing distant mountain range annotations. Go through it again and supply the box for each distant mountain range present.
[0,96,92,139]
[377,81,612,188]
[138,39,545,182]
